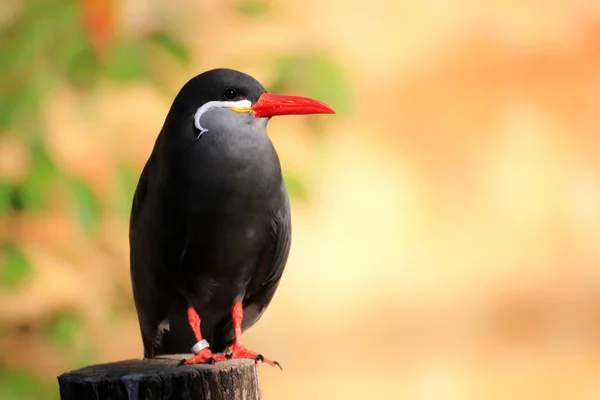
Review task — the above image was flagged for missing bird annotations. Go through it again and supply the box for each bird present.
[129,68,335,367]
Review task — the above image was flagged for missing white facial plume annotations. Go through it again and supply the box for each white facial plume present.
[193,99,252,138]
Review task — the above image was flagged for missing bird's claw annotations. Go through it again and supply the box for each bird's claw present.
[176,348,281,368]
[225,345,281,369]
[255,354,282,370]
[179,349,227,366]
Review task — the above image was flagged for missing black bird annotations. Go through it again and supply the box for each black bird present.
[129,68,335,367]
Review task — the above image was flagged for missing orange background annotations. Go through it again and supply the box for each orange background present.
[2,0,600,398]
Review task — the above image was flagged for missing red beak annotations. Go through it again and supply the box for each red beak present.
[251,93,336,118]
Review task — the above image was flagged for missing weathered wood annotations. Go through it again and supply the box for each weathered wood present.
[57,354,262,400]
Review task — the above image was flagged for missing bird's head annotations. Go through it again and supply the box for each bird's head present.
[163,68,335,143]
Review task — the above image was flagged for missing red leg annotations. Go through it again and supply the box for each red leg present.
[181,307,227,365]
[226,302,281,369]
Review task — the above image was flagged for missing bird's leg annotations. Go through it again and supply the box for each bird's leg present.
[180,307,227,365]
[225,302,282,369]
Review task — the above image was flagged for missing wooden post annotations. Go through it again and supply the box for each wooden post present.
[57,355,262,400]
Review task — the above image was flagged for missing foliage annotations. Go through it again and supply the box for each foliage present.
[0,0,190,396]
[0,0,351,397]
[0,369,60,400]
[0,244,33,289]
[270,51,353,198]
[270,52,353,117]
[235,0,270,18]
[0,0,188,225]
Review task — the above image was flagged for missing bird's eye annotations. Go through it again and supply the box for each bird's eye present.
[223,88,238,100]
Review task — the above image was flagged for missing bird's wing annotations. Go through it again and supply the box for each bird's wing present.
[243,189,292,325]
[263,202,292,287]
[129,153,189,357]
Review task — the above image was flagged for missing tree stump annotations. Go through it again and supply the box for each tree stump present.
[57,354,262,400]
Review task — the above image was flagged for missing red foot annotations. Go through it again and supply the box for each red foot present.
[180,348,227,366]
[226,343,282,370]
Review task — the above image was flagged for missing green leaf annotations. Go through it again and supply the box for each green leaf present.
[0,0,81,114]
[147,32,191,65]
[0,245,33,289]
[0,182,15,214]
[43,314,96,368]
[270,53,353,116]
[104,40,147,82]
[284,172,309,201]
[68,178,101,235]
[63,34,102,88]
[20,169,51,211]
[19,137,59,211]
[0,370,44,400]
[114,162,138,219]
[43,314,85,349]
[0,74,53,131]
[235,0,269,17]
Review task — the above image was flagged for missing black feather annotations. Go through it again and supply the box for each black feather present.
[129,69,292,357]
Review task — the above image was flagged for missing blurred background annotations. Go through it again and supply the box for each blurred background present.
[1,0,600,398]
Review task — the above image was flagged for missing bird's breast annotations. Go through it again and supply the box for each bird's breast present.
[172,128,283,261]
[192,127,282,194]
